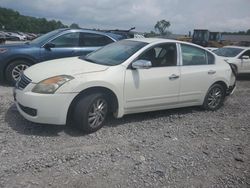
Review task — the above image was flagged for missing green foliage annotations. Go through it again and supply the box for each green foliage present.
[0,7,68,33]
[154,20,171,35]
[222,29,250,35]
[144,31,157,37]
[70,23,81,29]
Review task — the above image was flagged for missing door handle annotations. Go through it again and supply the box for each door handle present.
[208,70,216,74]
[169,74,179,80]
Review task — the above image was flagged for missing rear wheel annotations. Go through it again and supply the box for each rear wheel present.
[73,93,108,133]
[5,60,31,85]
[203,84,226,111]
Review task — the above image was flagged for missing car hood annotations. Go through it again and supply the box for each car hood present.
[24,57,109,83]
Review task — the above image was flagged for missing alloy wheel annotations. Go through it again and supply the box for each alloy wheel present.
[12,64,29,81]
[207,87,223,109]
[88,98,108,128]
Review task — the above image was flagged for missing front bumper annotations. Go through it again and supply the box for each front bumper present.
[14,87,78,125]
[226,84,236,96]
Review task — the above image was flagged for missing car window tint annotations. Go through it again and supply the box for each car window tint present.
[181,44,207,65]
[207,51,215,64]
[80,33,114,47]
[241,50,250,57]
[138,43,177,67]
[51,32,79,47]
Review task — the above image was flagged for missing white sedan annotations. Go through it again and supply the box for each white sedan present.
[214,46,250,74]
[14,38,236,133]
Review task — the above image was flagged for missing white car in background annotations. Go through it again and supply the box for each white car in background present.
[6,32,26,41]
[206,47,218,52]
[14,38,236,133]
[214,46,250,74]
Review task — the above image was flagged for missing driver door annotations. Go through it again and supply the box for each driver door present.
[239,50,250,73]
[124,43,180,113]
[40,32,81,61]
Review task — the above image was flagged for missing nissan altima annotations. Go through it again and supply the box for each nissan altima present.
[14,38,236,133]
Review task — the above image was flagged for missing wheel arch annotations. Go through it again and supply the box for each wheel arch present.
[4,56,36,79]
[212,80,228,91]
[202,80,228,104]
[66,86,119,124]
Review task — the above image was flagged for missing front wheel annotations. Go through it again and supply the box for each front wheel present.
[203,84,226,111]
[5,60,31,85]
[73,93,108,133]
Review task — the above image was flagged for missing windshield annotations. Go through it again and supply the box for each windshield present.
[214,47,244,57]
[30,29,66,45]
[81,40,147,66]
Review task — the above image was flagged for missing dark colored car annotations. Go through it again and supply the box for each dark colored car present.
[0,28,124,84]
[0,31,6,44]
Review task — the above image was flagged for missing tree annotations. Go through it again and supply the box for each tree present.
[0,7,67,33]
[154,20,171,35]
[144,31,157,37]
[70,23,80,29]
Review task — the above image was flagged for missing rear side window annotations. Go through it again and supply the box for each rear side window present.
[51,32,79,47]
[181,44,214,65]
[207,51,215,64]
[79,33,114,47]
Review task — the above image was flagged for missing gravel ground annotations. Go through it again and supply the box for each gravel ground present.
[0,76,249,188]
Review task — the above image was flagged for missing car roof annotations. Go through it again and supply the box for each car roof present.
[59,28,124,41]
[223,46,250,50]
[127,37,208,49]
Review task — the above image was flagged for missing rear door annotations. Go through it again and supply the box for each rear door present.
[179,43,216,104]
[78,33,115,57]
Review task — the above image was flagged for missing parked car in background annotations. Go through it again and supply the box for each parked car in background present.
[0,28,123,84]
[206,47,218,52]
[14,38,236,133]
[103,27,144,39]
[6,32,27,41]
[214,46,250,74]
[0,31,6,44]
[3,32,19,41]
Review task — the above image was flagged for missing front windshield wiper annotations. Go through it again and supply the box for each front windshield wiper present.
[80,57,113,66]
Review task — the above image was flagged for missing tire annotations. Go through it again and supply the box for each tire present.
[202,84,226,111]
[73,93,108,133]
[5,60,31,85]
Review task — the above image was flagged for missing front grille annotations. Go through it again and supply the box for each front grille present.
[16,74,32,90]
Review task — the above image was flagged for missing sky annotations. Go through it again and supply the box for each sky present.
[0,0,250,34]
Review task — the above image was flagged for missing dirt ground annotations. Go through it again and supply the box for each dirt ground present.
[0,75,249,188]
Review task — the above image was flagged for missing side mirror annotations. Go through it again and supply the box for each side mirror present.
[132,60,152,69]
[241,55,250,60]
[44,42,55,49]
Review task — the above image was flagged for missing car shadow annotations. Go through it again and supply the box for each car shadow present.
[5,104,68,137]
[0,82,10,87]
[237,74,250,81]
[5,103,202,137]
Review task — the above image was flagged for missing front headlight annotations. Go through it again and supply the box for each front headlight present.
[32,75,74,94]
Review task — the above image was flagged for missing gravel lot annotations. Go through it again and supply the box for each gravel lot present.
[0,76,249,188]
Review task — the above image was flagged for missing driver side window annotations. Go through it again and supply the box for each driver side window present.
[241,50,250,58]
[138,43,177,67]
[50,32,80,47]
